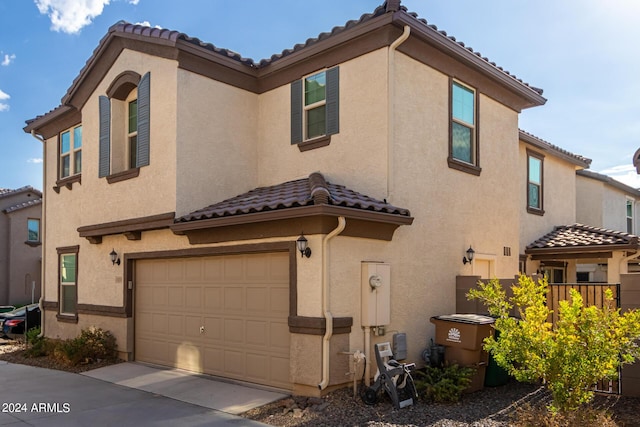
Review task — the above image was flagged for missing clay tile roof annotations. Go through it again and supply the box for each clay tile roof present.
[176,172,411,223]
[0,186,42,199]
[526,224,639,252]
[3,198,43,214]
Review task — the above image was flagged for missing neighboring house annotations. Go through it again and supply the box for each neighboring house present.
[522,168,640,284]
[0,186,42,306]
[25,1,587,395]
[572,169,640,282]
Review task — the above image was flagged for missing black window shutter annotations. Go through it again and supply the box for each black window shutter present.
[326,67,339,136]
[137,72,150,167]
[98,95,111,177]
[290,79,302,144]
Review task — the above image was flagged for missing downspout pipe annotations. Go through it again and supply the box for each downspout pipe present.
[30,130,46,337]
[318,216,346,390]
[387,25,410,200]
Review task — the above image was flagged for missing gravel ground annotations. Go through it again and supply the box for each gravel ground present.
[3,338,639,426]
[242,377,640,427]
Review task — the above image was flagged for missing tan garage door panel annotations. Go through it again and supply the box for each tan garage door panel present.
[135,252,291,389]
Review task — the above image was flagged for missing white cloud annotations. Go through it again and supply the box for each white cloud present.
[27,158,44,164]
[0,88,9,112]
[1,53,16,66]
[34,0,111,34]
[129,0,139,5]
[598,164,640,189]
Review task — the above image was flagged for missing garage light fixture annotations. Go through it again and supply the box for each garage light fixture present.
[296,233,312,258]
[110,249,121,266]
[462,246,475,265]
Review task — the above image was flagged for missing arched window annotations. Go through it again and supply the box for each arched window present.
[99,71,150,179]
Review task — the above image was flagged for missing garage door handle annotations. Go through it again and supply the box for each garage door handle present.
[199,326,205,334]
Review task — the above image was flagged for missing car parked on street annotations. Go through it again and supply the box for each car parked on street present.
[0,304,41,339]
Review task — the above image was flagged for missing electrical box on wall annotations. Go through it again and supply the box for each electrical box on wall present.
[361,262,391,327]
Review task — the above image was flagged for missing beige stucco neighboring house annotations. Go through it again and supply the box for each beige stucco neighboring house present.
[0,186,42,306]
[23,1,589,395]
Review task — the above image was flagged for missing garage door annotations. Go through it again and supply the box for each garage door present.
[135,252,291,389]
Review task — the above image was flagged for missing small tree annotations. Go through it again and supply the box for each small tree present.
[468,274,640,412]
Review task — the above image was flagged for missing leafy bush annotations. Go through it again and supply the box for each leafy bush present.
[414,363,475,403]
[56,327,117,366]
[24,327,51,357]
[468,274,640,412]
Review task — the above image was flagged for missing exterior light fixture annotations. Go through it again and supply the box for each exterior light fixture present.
[462,246,475,265]
[296,233,312,258]
[110,249,121,266]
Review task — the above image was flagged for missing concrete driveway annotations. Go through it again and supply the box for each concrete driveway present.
[0,361,285,426]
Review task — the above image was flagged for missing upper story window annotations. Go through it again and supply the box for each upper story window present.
[291,67,339,151]
[527,150,544,215]
[27,218,40,243]
[99,71,150,182]
[59,125,82,179]
[627,199,634,234]
[448,80,480,175]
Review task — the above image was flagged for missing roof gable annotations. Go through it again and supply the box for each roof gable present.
[26,1,546,133]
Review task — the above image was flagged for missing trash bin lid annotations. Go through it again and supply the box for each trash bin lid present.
[431,313,495,325]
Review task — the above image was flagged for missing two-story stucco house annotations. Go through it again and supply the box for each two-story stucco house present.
[24,1,589,395]
[0,186,42,306]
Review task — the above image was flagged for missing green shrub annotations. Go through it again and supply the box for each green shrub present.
[414,363,475,403]
[24,327,49,357]
[468,274,640,412]
[56,327,118,366]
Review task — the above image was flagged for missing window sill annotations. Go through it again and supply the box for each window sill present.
[527,207,545,216]
[447,157,481,176]
[25,241,42,247]
[106,168,140,184]
[297,135,331,152]
[56,314,78,323]
[54,175,81,193]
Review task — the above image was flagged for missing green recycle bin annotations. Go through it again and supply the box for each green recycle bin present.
[484,328,510,387]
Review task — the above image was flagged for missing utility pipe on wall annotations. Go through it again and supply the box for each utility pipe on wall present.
[318,216,346,390]
[30,131,46,338]
[386,25,410,200]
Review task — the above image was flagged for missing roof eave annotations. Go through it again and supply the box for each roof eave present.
[392,11,546,109]
[171,204,413,243]
[519,130,591,168]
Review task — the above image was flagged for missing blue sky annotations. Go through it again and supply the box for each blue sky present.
[1,0,639,191]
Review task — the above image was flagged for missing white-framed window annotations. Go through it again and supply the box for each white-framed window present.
[304,71,327,140]
[527,150,544,215]
[27,218,40,243]
[128,97,138,169]
[627,199,634,234]
[58,247,78,316]
[451,80,476,165]
[59,125,82,179]
[290,67,339,146]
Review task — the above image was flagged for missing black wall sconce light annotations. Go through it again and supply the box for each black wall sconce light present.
[462,246,475,265]
[296,233,312,258]
[110,249,121,266]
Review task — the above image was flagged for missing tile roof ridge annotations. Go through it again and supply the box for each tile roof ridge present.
[308,172,331,205]
[519,129,591,166]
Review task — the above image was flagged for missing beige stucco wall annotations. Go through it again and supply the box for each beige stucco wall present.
[576,174,605,227]
[175,70,259,217]
[257,48,389,197]
[6,206,42,306]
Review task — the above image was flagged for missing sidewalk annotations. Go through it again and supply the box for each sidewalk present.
[0,361,281,426]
